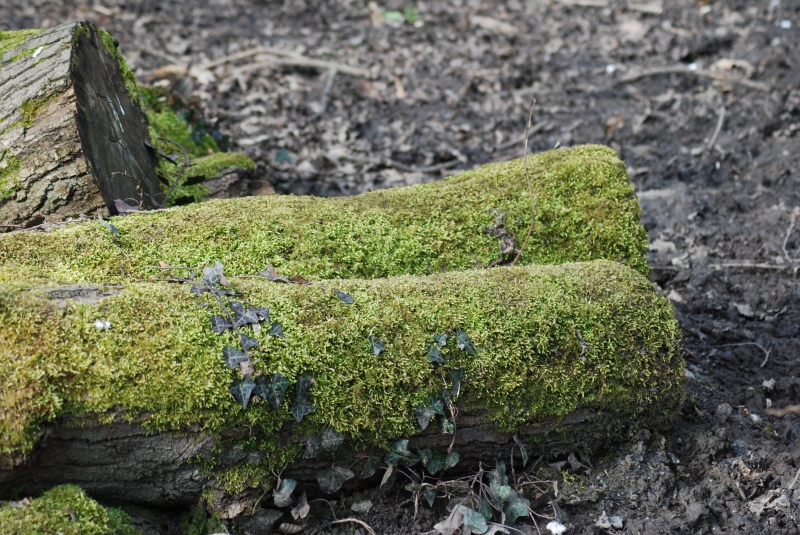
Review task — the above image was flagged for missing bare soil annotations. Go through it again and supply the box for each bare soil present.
[2,0,799,533]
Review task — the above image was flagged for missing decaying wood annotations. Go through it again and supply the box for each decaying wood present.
[0,22,162,227]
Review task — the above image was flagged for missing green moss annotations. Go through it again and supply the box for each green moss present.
[8,46,41,63]
[0,29,44,61]
[160,152,257,205]
[96,28,139,105]
[20,94,58,129]
[0,485,140,534]
[0,260,682,461]
[0,145,649,280]
[0,152,22,202]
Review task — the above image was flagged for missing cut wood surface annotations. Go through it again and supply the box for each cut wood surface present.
[0,22,162,227]
[0,261,682,510]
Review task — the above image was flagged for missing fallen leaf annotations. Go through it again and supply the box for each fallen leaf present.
[332,289,354,304]
[291,492,310,520]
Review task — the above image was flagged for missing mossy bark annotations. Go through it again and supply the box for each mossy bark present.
[0,260,682,508]
[0,23,163,226]
[0,144,649,278]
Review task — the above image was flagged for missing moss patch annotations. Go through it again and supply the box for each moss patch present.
[96,28,139,105]
[0,145,649,280]
[0,260,682,462]
[0,485,139,534]
[0,29,44,61]
[0,152,22,202]
[19,94,58,130]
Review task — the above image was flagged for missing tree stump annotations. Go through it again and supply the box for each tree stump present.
[0,22,162,227]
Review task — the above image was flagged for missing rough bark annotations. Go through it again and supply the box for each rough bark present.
[0,405,650,515]
[0,22,161,227]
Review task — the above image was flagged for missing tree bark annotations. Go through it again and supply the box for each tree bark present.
[0,22,162,227]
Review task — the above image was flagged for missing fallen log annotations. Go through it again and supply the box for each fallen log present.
[0,144,649,279]
[0,260,683,512]
[0,23,163,226]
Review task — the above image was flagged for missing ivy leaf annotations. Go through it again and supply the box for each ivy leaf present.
[415,396,445,431]
[239,333,259,350]
[453,505,489,534]
[269,322,284,339]
[368,336,385,356]
[332,289,354,304]
[321,428,346,453]
[291,375,315,422]
[487,461,509,494]
[384,439,418,466]
[222,345,249,369]
[254,372,290,410]
[427,345,446,364]
[260,262,291,283]
[202,261,224,286]
[419,449,458,475]
[229,376,256,409]
[449,368,466,399]
[423,487,437,507]
[317,466,354,494]
[190,285,205,296]
[513,434,529,467]
[503,492,531,525]
[211,315,233,334]
[433,333,448,347]
[440,417,454,435]
[273,478,297,508]
[455,329,476,356]
[230,301,259,327]
[480,498,493,521]
[252,307,270,322]
[360,456,381,479]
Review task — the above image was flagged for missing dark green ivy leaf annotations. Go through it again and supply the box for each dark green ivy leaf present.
[304,434,322,459]
[222,345,249,369]
[419,449,458,475]
[453,505,488,534]
[273,478,296,508]
[252,307,270,322]
[479,498,493,521]
[423,487,437,507]
[440,417,454,435]
[332,289,353,304]
[433,333,448,347]
[291,375,315,422]
[230,301,259,327]
[190,285,205,296]
[503,492,531,525]
[427,345,446,364]
[455,329,477,356]
[253,372,290,410]
[202,261,224,286]
[368,336,385,356]
[360,456,381,479]
[317,466,354,494]
[415,396,445,431]
[239,333,259,350]
[384,439,418,466]
[513,434,529,467]
[269,322,284,339]
[449,368,466,398]
[229,376,256,409]
[211,315,233,334]
[321,428,346,452]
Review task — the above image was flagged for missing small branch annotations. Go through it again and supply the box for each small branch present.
[710,261,788,270]
[782,208,799,263]
[707,106,726,150]
[512,97,537,266]
[619,65,770,92]
[766,405,800,419]
[310,68,337,121]
[201,46,372,78]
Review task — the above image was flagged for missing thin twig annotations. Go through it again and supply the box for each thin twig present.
[310,68,337,120]
[619,65,770,92]
[309,499,378,535]
[766,405,800,418]
[710,262,788,270]
[707,106,726,150]
[512,97,537,266]
[782,208,799,263]
[201,46,372,77]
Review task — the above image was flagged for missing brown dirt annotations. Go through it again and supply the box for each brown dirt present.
[2,0,799,533]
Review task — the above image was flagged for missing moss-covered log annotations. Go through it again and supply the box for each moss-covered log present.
[0,144,648,280]
[0,23,163,226]
[0,260,682,507]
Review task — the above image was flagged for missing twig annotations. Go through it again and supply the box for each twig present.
[310,68,337,120]
[710,261,787,270]
[782,208,799,263]
[201,46,372,77]
[512,97,537,266]
[789,466,800,490]
[707,106,726,150]
[620,65,770,92]
[494,121,550,151]
[309,498,378,535]
[766,405,800,418]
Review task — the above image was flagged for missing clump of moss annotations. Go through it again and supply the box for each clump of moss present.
[19,93,58,129]
[0,485,139,534]
[0,145,649,280]
[0,29,44,61]
[0,260,682,462]
[0,152,22,202]
[95,27,139,106]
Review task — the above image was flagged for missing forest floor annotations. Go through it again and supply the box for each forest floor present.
[2,0,799,533]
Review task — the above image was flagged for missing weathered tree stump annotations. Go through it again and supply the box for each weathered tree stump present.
[0,22,162,227]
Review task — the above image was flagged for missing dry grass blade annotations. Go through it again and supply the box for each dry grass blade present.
[766,405,800,418]
[620,65,770,92]
[330,518,378,535]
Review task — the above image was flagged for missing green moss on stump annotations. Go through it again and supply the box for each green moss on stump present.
[0,29,44,61]
[0,485,139,534]
[0,153,22,202]
[0,145,648,281]
[0,260,682,461]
